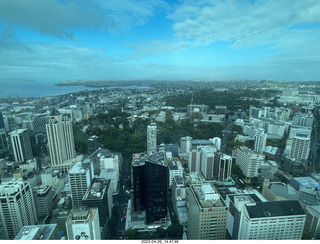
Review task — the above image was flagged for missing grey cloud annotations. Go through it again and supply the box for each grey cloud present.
[0,0,169,38]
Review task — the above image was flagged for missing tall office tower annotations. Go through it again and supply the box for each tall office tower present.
[69,160,93,208]
[132,152,168,224]
[214,152,233,181]
[0,111,4,129]
[180,136,192,154]
[147,123,157,155]
[66,207,101,240]
[188,147,201,172]
[187,183,228,240]
[33,114,49,135]
[132,156,146,212]
[145,153,168,225]
[0,128,8,154]
[290,134,311,160]
[32,185,56,219]
[249,106,262,119]
[9,128,33,163]
[211,137,221,151]
[46,109,75,171]
[305,205,320,240]
[88,135,100,154]
[238,200,306,240]
[14,224,59,240]
[83,179,113,227]
[254,129,267,154]
[0,179,37,239]
[200,146,215,180]
[236,146,264,179]
[293,113,314,128]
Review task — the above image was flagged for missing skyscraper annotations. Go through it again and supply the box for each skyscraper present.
[200,146,215,180]
[254,129,267,154]
[147,123,157,155]
[0,111,4,130]
[290,134,311,160]
[236,146,264,179]
[132,152,169,225]
[46,109,75,172]
[69,160,93,208]
[82,178,113,227]
[0,179,37,239]
[65,207,101,240]
[214,152,233,181]
[0,128,8,154]
[145,153,168,225]
[9,128,33,163]
[187,183,228,240]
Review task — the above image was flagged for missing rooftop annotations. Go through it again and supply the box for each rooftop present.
[269,182,300,200]
[14,224,57,240]
[246,200,305,218]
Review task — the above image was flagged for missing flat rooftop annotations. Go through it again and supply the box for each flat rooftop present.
[269,183,300,200]
[246,200,305,218]
[14,224,57,240]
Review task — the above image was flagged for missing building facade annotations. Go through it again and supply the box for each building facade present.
[66,207,101,240]
[236,146,264,179]
[147,123,157,155]
[254,129,267,154]
[187,183,228,240]
[69,160,93,208]
[0,179,37,239]
[238,200,306,240]
[9,128,33,163]
[214,152,233,182]
[46,109,75,171]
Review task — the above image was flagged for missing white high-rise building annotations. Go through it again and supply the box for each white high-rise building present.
[0,179,37,239]
[214,152,233,181]
[211,137,221,151]
[254,129,267,154]
[69,160,93,208]
[289,134,311,160]
[66,207,101,240]
[46,109,75,172]
[180,136,192,154]
[236,146,264,179]
[9,128,33,163]
[238,200,306,240]
[147,123,157,155]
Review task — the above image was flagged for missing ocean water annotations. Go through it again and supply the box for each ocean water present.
[0,80,100,98]
[0,80,151,98]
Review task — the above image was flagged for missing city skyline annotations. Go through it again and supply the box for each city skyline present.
[0,0,320,83]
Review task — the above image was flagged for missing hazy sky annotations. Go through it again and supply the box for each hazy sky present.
[0,0,320,82]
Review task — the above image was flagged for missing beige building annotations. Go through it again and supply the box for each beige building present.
[187,183,227,240]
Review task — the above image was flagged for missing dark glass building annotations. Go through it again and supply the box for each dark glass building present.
[132,152,168,225]
[0,111,4,130]
[82,178,112,227]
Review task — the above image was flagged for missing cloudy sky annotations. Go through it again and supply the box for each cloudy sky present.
[0,0,320,83]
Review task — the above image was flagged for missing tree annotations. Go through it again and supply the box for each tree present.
[125,228,138,239]
[302,231,313,240]
[167,224,183,238]
[156,227,167,238]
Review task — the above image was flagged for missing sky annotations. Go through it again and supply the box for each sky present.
[0,0,320,83]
